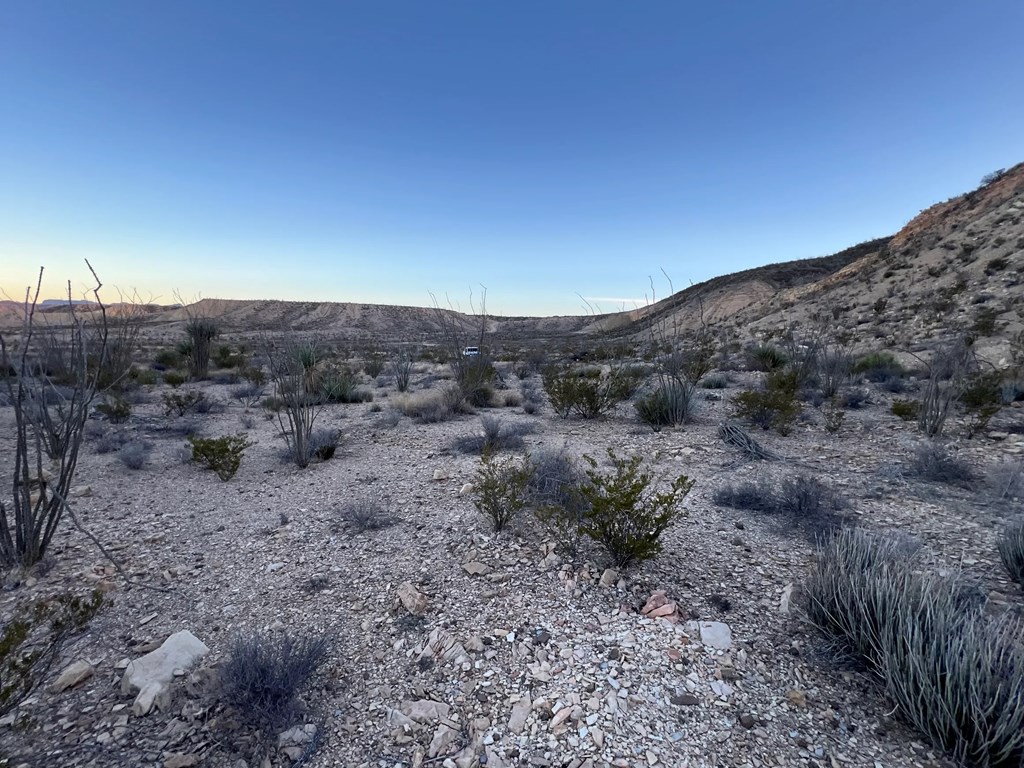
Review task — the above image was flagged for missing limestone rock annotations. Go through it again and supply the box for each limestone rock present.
[49,660,94,693]
[398,582,429,616]
[121,630,209,716]
[698,621,733,650]
[508,693,531,733]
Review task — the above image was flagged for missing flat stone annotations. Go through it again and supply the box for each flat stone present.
[508,693,532,734]
[49,660,94,693]
[462,561,492,577]
[121,630,209,716]
[698,621,733,650]
[402,699,450,723]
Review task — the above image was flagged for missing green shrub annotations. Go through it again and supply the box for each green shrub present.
[634,382,697,430]
[472,452,534,532]
[745,343,787,372]
[853,351,904,382]
[318,367,372,404]
[129,368,158,386]
[96,395,131,424]
[163,370,188,388]
[543,364,640,419]
[578,449,693,568]
[189,434,253,480]
[998,518,1024,588]
[154,348,182,369]
[960,371,1003,438]
[891,398,920,421]
[733,370,801,435]
[162,389,205,417]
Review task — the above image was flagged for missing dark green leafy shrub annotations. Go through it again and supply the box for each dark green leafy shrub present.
[998,518,1024,588]
[578,449,693,568]
[162,389,205,417]
[318,366,372,404]
[985,256,1010,274]
[733,370,801,435]
[153,348,181,369]
[854,351,905,382]
[96,395,131,423]
[543,364,640,419]
[220,631,330,730]
[472,452,534,532]
[129,368,158,386]
[891,398,920,420]
[188,434,253,480]
[162,370,187,388]
[1,590,104,716]
[960,371,1003,438]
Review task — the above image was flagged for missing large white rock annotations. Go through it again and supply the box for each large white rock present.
[121,630,209,715]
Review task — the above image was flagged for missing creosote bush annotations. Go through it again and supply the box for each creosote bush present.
[733,369,801,435]
[472,452,534,532]
[805,528,1024,767]
[578,449,693,568]
[96,395,131,423]
[162,389,205,417]
[220,631,330,730]
[188,434,253,481]
[543,364,641,419]
[998,518,1024,588]
[891,398,920,421]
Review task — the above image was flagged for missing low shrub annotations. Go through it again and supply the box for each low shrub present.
[232,382,265,407]
[162,370,187,388]
[154,348,181,369]
[839,388,869,410]
[118,440,150,470]
[338,499,396,532]
[309,429,340,462]
[527,446,589,556]
[805,528,1024,767]
[989,459,1024,502]
[745,343,788,372]
[733,370,801,435]
[472,452,534,532]
[635,381,697,430]
[188,434,253,481]
[394,385,466,423]
[578,449,693,568]
[713,473,845,536]
[319,367,372,404]
[823,399,845,433]
[891,398,920,421]
[162,390,205,417]
[543,364,640,419]
[960,371,1003,438]
[910,443,977,490]
[220,631,330,730]
[450,415,535,454]
[700,374,730,389]
[854,351,905,382]
[96,395,131,424]
[94,430,128,454]
[998,518,1024,588]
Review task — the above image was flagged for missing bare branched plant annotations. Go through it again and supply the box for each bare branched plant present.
[262,336,322,468]
[912,337,976,438]
[389,345,417,392]
[430,287,493,406]
[0,264,110,568]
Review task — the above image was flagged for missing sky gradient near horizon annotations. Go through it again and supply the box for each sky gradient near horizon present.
[2,2,1023,316]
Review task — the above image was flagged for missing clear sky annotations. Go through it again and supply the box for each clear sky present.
[1,2,1022,316]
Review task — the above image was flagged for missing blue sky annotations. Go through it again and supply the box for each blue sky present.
[1,2,1022,316]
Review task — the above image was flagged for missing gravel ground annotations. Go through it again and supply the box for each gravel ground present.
[1,367,1022,768]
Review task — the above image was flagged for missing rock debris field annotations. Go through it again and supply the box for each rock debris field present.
[1,364,1022,768]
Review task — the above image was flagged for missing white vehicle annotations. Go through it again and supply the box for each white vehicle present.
[462,346,480,357]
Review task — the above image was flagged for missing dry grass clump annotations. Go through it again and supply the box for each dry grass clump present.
[998,518,1024,588]
[337,499,397,533]
[910,442,977,490]
[449,415,536,454]
[392,384,467,423]
[713,473,846,537]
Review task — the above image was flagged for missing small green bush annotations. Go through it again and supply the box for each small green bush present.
[543,364,640,419]
[578,449,693,568]
[96,395,131,424]
[162,389,206,417]
[163,370,188,388]
[853,351,905,382]
[472,452,534,532]
[319,366,372,404]
[130,368,158,386]
[733,369,801,435]
[154,348,181,369]
[188,434,253,480]
[960,371,1002,438]
[891,398,920,421]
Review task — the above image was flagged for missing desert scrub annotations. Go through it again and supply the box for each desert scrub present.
[449,414,535,454]
[960,371,1003,438]
[338,499,397,533]
[853,351,905,382]
[543,364,640,419]
[713,473,845,537]
[805,528,1024,767]
[162,389,205,417]
[998,518,1024,587]
[188,434,253,480]
[745,342,787,372]
[1,590,104,715]
[527,446,589,556]
[308,429,340,462]
[635,381,697,430]
[472,452,534,532]
[891,398,920,421]
[95,395,131,423]
[733,369,801,435]
[162,370,187,388]
[220,631,330,730]
[910,442,977,490]
[578,449,693,568]
[118,440,150,470]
